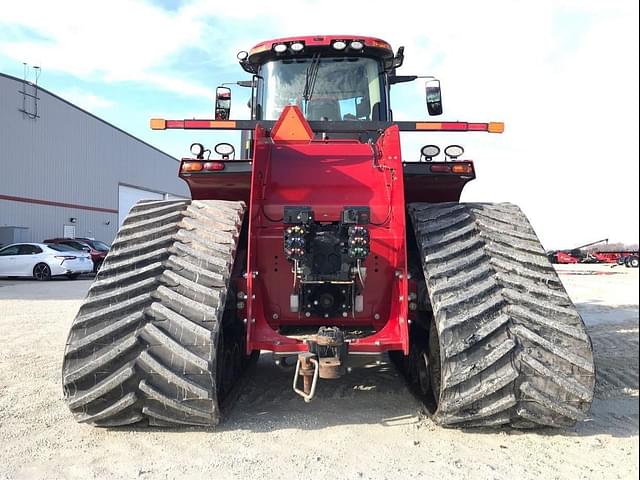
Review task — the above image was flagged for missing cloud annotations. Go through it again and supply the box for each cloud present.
[56,88,115,111]
[1,0,637,245]
[0,0,212,97]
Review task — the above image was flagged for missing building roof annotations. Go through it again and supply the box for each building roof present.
[0,71,178,162]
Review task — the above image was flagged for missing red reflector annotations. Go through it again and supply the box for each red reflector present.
[203,161,225,171]
[430,164,451,173]
[451,163,474,174]
[441,122,468,131]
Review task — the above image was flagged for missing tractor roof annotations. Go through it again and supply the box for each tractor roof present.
[244,35,395,67]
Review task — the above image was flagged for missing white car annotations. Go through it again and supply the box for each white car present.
[0,243,94,280]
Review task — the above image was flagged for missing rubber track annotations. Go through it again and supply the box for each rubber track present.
[62,199,244,427]
[408,202,595,428]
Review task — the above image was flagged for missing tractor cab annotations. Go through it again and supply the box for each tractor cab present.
[215,36,442,128]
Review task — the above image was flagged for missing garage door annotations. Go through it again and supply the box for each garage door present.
[118,185,164,226]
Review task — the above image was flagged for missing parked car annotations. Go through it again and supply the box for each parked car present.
[75,237,111,252]
[43,238,109,272]
[0,243,93,280]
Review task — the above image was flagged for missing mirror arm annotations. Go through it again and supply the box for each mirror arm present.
[389,75,418,85]
[222,80,255,88]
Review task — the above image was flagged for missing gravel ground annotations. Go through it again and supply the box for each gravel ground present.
[0,265,638,480]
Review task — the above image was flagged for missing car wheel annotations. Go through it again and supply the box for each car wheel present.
[631,257,640,268]
[67,273,81,280]
[33,263,52,281]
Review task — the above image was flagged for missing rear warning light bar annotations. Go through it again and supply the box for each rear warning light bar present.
[151,118,504,134]
[415,122,504,133]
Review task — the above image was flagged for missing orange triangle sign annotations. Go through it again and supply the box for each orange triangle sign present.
[271,105,314,143]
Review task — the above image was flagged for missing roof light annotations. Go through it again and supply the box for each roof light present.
[249,43,269,55]
[332,41,347,50]
[350,40,364,50]
[274,43,287,53]
[420,144,440,161]
[290,42,304,52]
[444,145,464,159]
[237,50,249,61]
[367,39,392,50]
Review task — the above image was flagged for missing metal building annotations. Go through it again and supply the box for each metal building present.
[0,72,189,246]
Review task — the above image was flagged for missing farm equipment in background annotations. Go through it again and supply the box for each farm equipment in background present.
[548,238,639,266]
[61,35,595,429]
[547,238,609,264]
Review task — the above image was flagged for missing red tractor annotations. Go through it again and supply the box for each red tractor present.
[62,35,595,429]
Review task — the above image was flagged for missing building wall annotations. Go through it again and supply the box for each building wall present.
[0,73,190,244]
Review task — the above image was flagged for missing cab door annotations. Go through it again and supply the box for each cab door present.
[0,245,21,276]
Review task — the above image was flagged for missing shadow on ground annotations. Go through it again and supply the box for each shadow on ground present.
[116,333,638,438]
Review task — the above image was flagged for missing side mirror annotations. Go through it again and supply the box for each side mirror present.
[425,79,443,116]
[215,86,231,120]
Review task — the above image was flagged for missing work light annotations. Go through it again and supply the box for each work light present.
[420,144,440,161]
[274,44,287,53]
[444,145,464,159]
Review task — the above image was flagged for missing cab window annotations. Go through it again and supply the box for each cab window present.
[259,56,385,122]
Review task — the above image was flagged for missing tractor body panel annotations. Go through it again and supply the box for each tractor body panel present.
[402,161,475,203]
[243,122,409,355]
[181,160,252,203]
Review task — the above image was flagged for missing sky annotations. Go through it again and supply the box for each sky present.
[0,0,638,249]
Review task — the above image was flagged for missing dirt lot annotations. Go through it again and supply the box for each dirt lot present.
[0,265,638,480]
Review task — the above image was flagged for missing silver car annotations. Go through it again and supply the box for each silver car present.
[0,243,93,280]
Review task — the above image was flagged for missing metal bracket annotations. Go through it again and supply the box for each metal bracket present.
[292,353,319,403]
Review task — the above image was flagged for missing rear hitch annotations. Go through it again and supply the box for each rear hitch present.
[293,352,319,402]
[292,327,348,402]
[310,326,347,379]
